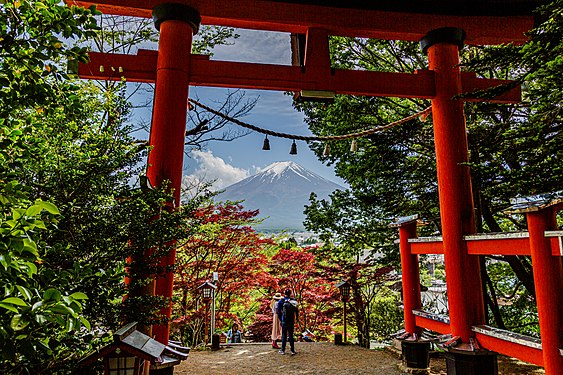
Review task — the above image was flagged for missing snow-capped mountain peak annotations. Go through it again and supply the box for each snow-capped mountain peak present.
[247,161,335,185]
[217,161,343,230]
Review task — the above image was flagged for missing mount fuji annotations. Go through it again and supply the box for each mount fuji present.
[217,161,344,231]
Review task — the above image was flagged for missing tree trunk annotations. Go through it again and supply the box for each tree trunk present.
[481,197,536,299]
[350,277,371,348]
[480,256,506,328]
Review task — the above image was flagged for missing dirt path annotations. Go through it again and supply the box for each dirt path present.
[174,342,545,375]
[175,342,402,375]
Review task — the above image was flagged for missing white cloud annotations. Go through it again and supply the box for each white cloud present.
[211,29,291,65]
[182,150,250,192]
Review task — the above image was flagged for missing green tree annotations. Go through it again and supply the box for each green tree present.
[0,181,93,373]
[0,1,101,371]
[0,2,253,372]
[303,1,562,335]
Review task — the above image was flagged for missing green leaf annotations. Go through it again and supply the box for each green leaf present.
[10,238,24,253]
[11,208,24,220]
[32,301,43,311]
[35,339,51,352]
[11,314,30,331]
[16,285,32,301]
[24,262,37,277]
[25,205,42,217]
[43,288,62,302]
[35,200,60,215]
[31,219,46,229]
[1,297,28,307]
[69,292,88,300]
[0,254,9,269]
[21,239,39,257]
[66,317,75,332]
[50,304,74,315]
[79,316,91,330]
[0,303,19,313]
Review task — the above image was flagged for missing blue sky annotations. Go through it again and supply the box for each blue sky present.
[178,29,346,190]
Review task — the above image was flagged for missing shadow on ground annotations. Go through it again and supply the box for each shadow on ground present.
[175,342,401,375]
[174,342,545,375]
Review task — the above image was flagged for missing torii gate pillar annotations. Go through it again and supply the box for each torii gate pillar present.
[423,26,485,341]
[527,207,563,374]
[422,28,496,373]
[148,3,200,345]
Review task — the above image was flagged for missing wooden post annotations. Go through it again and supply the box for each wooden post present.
[398,218,422,336]
[148,3,200,345]
[526,208,563,374]
[204,302,209,347]
[343,300,347,343]
[422,28,485,342]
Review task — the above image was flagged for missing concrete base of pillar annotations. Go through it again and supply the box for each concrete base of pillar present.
[398,362,430,375]
[445,350,498,375]
[401,340,431,373]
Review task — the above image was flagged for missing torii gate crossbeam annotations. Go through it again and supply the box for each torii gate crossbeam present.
[70,0,534,44]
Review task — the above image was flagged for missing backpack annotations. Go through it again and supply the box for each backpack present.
[282,299,295,323]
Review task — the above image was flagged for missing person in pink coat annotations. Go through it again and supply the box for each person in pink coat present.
[270,293,283,348]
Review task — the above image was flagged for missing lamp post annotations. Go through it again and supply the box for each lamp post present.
[197,281,217,347]
[211,272,218,336]
[335,280,350,343]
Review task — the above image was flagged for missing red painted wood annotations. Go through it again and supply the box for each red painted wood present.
[465,237,531,255]
[527,209,563,374]
[415,315,450,335]
[399,222,422,335]
[67,0,533,45]
[189,60,438,98]
[427,42,484,342]
[410,241,444,254]
[409,237,533,255]
[549,237,563,256]
[78,52,521,103]
[474,332,544,367]
[78,50,158,82]
[147,19,195,345]
[460,72,522,104]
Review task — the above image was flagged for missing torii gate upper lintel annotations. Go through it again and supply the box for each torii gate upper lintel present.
[69,0,536,44]
[68,1,562,374]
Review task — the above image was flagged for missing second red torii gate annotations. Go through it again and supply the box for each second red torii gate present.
[67,1,558,373]
[394,195,563,374]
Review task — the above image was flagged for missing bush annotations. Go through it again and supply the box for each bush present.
[370,295,403,341]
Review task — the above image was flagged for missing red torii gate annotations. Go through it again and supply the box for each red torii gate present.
[393,195,563,374]
[67,1,561,374]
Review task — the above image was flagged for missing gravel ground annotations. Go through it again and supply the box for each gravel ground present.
[175,342,402,375]
[174,342,545,375]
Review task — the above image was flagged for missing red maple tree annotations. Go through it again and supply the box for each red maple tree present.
[172,203,275,345]
[247,245,337,341]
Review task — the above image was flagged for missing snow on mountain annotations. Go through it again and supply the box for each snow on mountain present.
[216,161,343,231]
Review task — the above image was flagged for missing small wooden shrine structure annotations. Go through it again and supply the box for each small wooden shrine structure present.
[79,322,189,374]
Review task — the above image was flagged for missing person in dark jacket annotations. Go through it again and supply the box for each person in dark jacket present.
[276,289,299,355]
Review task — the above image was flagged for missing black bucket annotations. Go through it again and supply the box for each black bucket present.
[401,340,430,368]
[211,334,220,350]
[334,333,343,345]
[445,351,498,375]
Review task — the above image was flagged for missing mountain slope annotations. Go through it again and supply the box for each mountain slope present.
[217,161,343,230]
